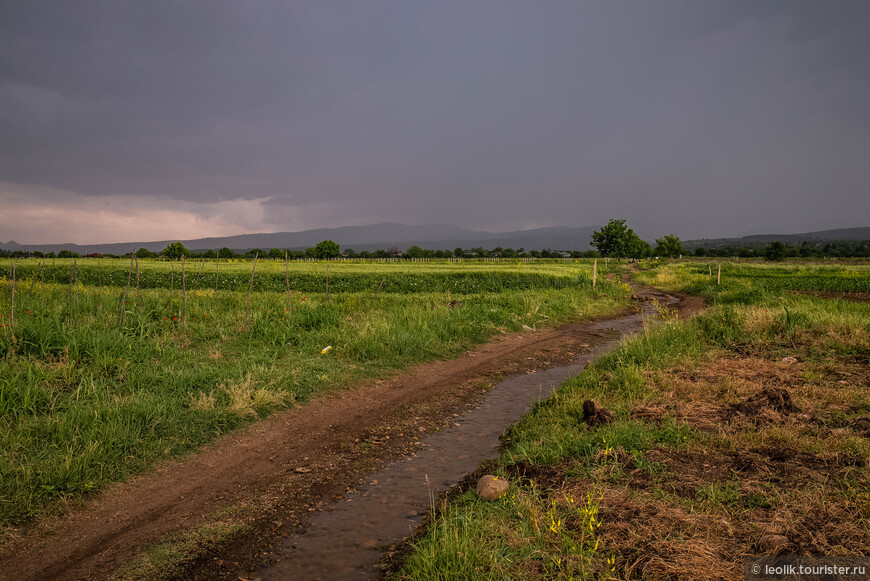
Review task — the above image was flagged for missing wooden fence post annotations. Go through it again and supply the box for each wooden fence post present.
[325,264,331,304]
[119,252,134,325]
[72,260,78,312]
[135,258,141,312]
[182,255,187,322]
[246,252,258,320]
[66,260,75,307]
[10,262,15,331]
[285,251,292,313]
[717,264,721,285]
[593,259,597,288]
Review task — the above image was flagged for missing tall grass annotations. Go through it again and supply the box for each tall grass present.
[0,260,629,528]
[633,260,870,299]
[0,258,597,294]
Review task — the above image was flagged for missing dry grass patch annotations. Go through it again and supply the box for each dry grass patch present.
[221,374,285,417]
[597,487,741,581]
[529,345,870,579]
[584,442,869,579]
[638,353,870,452]
[594,345,869,578]
[188,391,216,411]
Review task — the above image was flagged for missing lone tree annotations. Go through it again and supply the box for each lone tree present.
[626,235,652,259]
[217,247,235,259]
[162,242,190,260]
[654,234,684,258]
[135,248,157,259]
[765,241,787,261]
[591,219,651,259]
[313,239,340,259]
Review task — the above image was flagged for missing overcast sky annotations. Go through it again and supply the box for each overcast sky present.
[1,1,868,244]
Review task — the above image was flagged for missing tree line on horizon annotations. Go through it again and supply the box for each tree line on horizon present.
[4,219,869,260]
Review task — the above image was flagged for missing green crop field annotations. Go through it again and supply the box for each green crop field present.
[633,259,870,298]
[0,258,629,529]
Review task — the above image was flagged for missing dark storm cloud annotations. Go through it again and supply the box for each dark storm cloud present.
[1,1,868,243]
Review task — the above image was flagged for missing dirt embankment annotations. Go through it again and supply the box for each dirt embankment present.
[0,289,702,581]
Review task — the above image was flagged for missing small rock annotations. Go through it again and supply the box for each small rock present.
[294,467,312,474]
[781,356,798,364]
[583,400,615,426]
[758,534,790,554]
[476,475,509,501]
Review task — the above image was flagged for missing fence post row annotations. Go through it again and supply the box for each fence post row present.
[285,251,292,313]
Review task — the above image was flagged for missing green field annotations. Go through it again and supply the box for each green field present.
[0,258,629,529]
[634,259,870,297]
[396,260,870,580]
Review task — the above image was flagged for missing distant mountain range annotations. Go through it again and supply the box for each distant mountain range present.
[683,227,870,249]
[3,224,869,255]
[0,223,599,254]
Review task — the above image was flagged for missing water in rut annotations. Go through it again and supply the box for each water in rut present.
[257,290,677,580]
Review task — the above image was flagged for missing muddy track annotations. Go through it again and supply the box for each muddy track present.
[0,287,704,581]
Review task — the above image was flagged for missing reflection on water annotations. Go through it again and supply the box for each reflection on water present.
[257,294,674,580]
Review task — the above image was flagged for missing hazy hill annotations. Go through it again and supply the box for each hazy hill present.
[1,223,598,254]
[741,227,870,242]
[4,224,868,255]
[684,226,870,250]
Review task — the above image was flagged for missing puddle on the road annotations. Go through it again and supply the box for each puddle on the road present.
[257,291,676,580]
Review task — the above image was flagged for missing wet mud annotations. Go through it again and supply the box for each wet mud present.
[256,292,677,580]
[0,285,697,581]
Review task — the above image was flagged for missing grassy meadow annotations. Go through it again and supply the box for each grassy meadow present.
[0,258,629,531]
[395,260,870,580]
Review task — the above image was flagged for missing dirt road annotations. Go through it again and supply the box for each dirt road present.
[0,289,703,581]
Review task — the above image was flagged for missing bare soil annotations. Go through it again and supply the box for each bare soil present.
[515,345,869,580]
[0,291,704,581]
